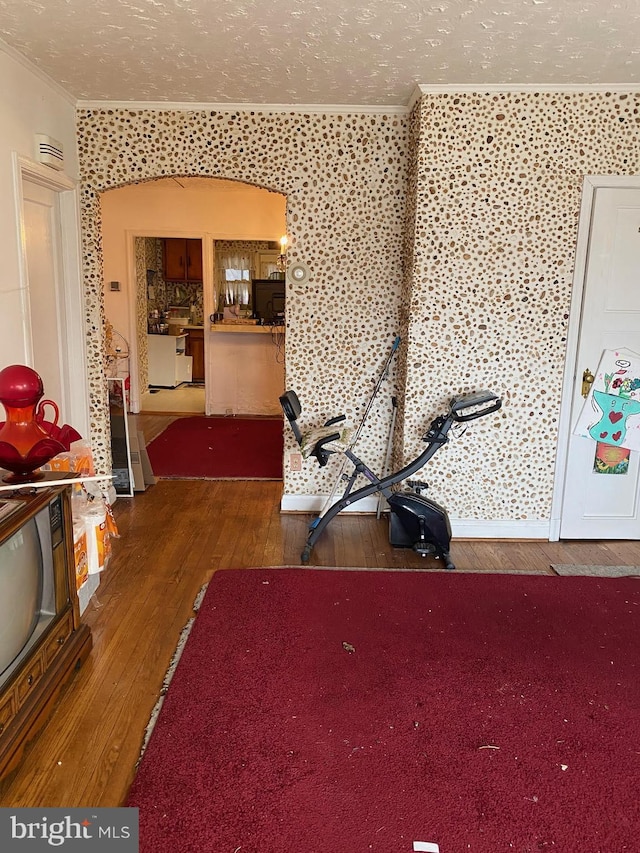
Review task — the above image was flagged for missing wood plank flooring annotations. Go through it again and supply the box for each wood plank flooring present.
[1,411,639,808]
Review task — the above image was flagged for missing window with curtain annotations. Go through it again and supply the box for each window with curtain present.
[216,250,252,308]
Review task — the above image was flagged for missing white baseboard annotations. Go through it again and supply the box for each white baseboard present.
[281,494,380,514]
[279,493,550,539]
[449,519,550,540]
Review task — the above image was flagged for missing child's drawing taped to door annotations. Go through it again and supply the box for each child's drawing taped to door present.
[574,347,640,451]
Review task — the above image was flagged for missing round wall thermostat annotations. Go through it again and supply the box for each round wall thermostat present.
[287,262,310,284]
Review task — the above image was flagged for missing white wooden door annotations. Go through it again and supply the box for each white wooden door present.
[22,180,65,411]
[560,187,640,538]
[16,157,88,439]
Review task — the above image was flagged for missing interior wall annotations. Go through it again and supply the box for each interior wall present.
[73,94,640,530]
[0,48,79,370]
[77,108,409,483]
[404,90,640,529]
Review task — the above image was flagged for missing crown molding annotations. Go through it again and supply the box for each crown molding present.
[0,38,76,106]
[76,99,410,115]
[416,83,640,95]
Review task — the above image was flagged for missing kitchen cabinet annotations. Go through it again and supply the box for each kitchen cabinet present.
[163,238,203,281]
[147,334,193,387]
[0,483,92,779]
[185,328,205,382]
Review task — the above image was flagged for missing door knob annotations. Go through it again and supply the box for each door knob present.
[581,368,595,398]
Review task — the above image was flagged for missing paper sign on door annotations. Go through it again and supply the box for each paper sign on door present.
[574,348,640,451]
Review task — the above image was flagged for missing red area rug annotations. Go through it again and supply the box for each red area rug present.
[127,569,640,852]
[146,416,283,479]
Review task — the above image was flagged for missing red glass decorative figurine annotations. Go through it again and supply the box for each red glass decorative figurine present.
[0,365,66,483]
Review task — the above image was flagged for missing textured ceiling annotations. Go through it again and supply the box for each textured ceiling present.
[0,0,638,106]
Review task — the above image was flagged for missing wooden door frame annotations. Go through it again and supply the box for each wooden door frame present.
[124,229,213,414]
[550,175,640,541]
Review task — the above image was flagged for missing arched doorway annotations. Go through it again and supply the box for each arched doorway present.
[100,176,287,416]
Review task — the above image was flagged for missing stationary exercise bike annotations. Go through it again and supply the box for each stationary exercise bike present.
[280,388,502,566]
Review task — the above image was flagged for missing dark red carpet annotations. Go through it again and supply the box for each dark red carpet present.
[146,416,283,479]
[127,569,640,852]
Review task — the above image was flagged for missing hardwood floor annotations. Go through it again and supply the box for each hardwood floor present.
[1,411,639,807]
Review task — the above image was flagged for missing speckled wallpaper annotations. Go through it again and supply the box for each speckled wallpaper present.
[403,91,640,524]
[76,107,409,494]
[76,93,640,528]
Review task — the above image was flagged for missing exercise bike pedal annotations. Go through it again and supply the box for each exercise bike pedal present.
[412,544,456,571]
[413,542,436,558]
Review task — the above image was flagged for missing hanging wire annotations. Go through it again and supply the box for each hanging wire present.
[270,326,285,364]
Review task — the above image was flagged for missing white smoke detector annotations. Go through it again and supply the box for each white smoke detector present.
[35,134,64,171]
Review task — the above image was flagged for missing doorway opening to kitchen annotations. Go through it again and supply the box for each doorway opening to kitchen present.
[101,177,288,477]
[100,177,287,419]
[135,234,286,416]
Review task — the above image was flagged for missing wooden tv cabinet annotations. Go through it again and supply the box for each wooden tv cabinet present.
[0,482,92,780]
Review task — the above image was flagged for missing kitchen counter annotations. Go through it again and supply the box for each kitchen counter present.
[148,325,204,335]
[208,323,284,415]
[151,324,279,334]
[210,324,284,334]
[146,324,283,412]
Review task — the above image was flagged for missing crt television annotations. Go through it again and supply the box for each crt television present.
[0,495,58,689]
[252,279,285,325]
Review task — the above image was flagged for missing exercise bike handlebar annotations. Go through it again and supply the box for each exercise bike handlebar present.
[449,390,502,423]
